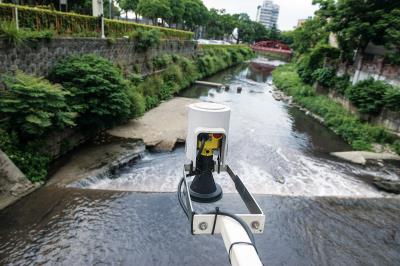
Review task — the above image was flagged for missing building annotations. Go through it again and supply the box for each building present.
[296,19,307,28]
[256,0,280,29]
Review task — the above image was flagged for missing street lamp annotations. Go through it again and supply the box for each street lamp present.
[92,0,105,38]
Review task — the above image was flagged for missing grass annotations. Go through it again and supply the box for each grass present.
[272,64,397,153]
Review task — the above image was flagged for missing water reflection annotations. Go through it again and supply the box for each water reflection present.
[1,188,399,265]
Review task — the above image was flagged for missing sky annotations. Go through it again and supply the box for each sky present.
[202,0,318,31]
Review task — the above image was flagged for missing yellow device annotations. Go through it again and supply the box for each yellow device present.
[197,134,223,156]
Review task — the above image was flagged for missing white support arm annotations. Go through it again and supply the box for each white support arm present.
[220,216,263,266]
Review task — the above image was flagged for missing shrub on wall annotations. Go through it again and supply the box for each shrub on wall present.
[394,140,400,155]
[0,72,76,136]
[50,54,132,129]
[126,86,146,118]
[384,86,400,112]
[196,45,254,78]
[312,68,337,88]
[130,28,162,51]
[332,75,351,94]
[152,54,173,70]
[346,79,389,115]
[297,45,340,85]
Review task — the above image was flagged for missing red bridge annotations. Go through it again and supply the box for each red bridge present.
[251,40,292,60]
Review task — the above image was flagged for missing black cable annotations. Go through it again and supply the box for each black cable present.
[177,177,189,219]
[211,207,219,235]
[228,242,257,265]
[177,177,256,247]
[196,138,206,167]
[177,177,261,264]
[205,210,257,249]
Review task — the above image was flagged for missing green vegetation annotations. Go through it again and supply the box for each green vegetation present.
[255,51,289,61]
[50,54,134,129]
[394,141,400,155]
[0,1,293,45]
[384,87,400,112]
[314,0,400,64]
[346,79,390,115]
[290,16,328,55]
[204,10,284,44]
[0,3,194,40]
[0,45,253,182]
[138,45,254,110]
[129,28,162,51]
[271,1,400,155]
[0,72,76,136]
[285,1,400,119]
[0,20,53,47]
[273,64,396,152]
[0,129,50,182]
[297,44,340,85]
[297,49,400,117]
[0,73,74,182]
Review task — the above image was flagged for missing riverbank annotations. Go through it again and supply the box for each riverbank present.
[0,96,196,208]
[108,97,199,151]
[272,64,400,155]
[272,64,400,193]
[0,44,255,209]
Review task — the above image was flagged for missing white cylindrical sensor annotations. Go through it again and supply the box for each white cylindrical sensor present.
[186,102,231,168]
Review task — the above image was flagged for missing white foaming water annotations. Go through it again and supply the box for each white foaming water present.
[73,61,400,198]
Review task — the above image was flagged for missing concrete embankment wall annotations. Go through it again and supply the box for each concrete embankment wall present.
[327,90,400,134]
[337,58,400,87]
[0,38,197,77]
[0,149,35,210]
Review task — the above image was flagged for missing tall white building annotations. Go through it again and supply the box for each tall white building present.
[256,0,280,29]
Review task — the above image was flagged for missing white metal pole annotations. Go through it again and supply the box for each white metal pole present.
[101,15,105,38]
[100,0,105,38]
[220,217,263,266]
[14,6,19,30]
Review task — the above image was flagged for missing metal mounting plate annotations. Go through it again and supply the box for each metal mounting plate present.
[181,165,265,235]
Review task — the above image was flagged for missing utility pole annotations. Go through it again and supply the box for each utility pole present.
[12,0,19,30]
[109,0,113,19]
[93,0,105,38]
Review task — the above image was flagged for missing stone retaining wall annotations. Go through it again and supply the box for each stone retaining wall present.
[0,37,197,77]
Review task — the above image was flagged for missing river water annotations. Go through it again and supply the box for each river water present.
[1,59,399,265]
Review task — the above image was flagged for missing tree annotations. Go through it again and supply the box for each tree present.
[137,0,172,25]
[279,31,294,45]
[291,16,329,54]
[167,0,185,27]
[117,0,139,20]
[205,9,237,40]
[313,0,400,62]
[182,0,209,31]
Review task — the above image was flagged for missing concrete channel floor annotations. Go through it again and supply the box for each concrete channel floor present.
[108,97,199,151]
